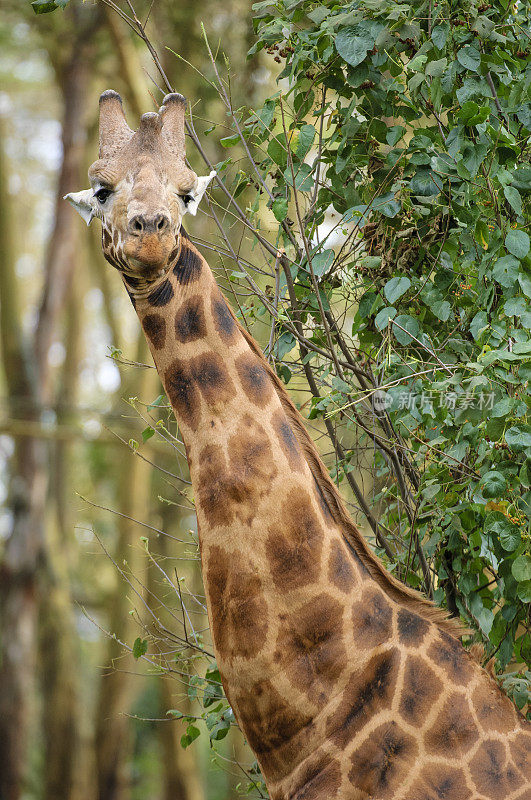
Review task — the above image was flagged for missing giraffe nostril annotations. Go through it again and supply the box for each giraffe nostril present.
[155,214,170,232]
[128,215,145,234]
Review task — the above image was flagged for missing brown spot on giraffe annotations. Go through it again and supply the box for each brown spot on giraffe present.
[233,679,314,779]
[211,290,238,343]
[328,538,355,593]
[174,294,206,342]
[275,593,347,707]
[327,648,400,748]
[196,419,277,526]
[348,720,418,795]
[397,607,429,646]
[266,489,324,590]
[472,680,520,735]
[147,277,174,306]
[164,358,200,430]
[283,754,342,800]
[142,312,166,349]
[227,416,277,512]
[351,586,393,649]
[427,630,475,686]
[510,731,531,778]
[469,739,523,799]
[206,544,268,661]
[399,655,443,727]
[424,692,479,758]
[235,351,274,408]
[408,764,472,800]
[173,240,202,284]
[272,409,304,472]
[189,351,235,407]
[196,445,234,528]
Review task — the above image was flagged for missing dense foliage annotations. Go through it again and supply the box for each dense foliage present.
[224,0,531,706]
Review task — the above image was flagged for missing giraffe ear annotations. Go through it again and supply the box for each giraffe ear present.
[64,189,96,225]
[185,171,216,216]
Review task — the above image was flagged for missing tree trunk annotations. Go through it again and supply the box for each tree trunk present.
[0,35,90,799]
[154,523,206,800]
[38,272,85,800]
[0,113,47,800]
[95,336,159,800]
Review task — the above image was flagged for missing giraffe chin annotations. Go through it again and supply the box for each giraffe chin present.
[123,235,175,276]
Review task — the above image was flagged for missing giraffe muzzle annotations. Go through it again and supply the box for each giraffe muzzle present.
[127,212,170,235]
[123,227,176,271]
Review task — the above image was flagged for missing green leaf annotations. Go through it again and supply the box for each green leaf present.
[504,186,523,216]
[458,101,479,123]
[491,397,514,417]
[267,135,288,168]
[284,163,313,191]
[386,126,406,146]
[503,297,527,317]
[485,512,520,552]
[31,0,61,12]
[132,637,148,659]
[431,23,449,50]
[142,426,155,443]
[492,255,520,288]
[296,125,315,159]
[470,311,488,340]
[384,277,410,304]
[469,594,494,636]
[147,394,165,411]
[358,292,380,319]
[512,555,531,583]
[409,169,440,197]
[276,332,296,359]
[516,271,531,299]
[181,724,201,749]
[311,250,334,278]
[509,167,531,191]
[457,46,481,72]
[375,306,397,331]
[425,58,447,78]
[505,425,531,452]
[505,229,530,259]
[517,580,531,603]
[431,300,452,322]
[335,24,377,68]
[272,197,288,222]
[480,471,507,498]
[391,314,420,345]
[220,133,240,148]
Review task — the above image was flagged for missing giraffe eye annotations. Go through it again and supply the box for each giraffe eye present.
[94,187,112,204]
[180,194,193,206]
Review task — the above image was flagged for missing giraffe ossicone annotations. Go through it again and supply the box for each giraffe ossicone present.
[66,90,531,800]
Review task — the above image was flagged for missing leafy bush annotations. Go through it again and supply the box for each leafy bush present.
[230,0,530,701]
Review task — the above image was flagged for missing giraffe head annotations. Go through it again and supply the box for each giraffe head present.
[65,90,215,278]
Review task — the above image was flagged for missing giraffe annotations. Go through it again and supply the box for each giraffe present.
[66,90,531,800]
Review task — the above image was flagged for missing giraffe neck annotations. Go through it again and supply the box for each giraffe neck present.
[126,235,531,800]
[132,232,356,570]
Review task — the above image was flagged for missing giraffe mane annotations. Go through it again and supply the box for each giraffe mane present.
[232,318,468,640]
